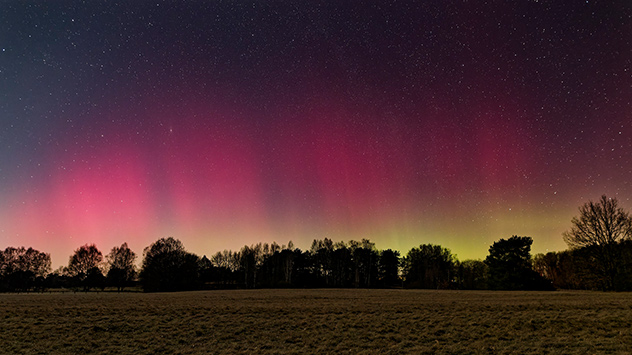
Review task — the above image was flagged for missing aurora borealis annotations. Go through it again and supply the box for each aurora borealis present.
[1,1,630,268]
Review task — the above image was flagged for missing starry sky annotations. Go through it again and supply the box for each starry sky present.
[1,1,631,268]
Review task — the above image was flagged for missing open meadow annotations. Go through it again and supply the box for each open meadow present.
[1,289,631,354]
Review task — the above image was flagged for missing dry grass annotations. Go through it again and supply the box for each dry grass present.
[1,289,631,354]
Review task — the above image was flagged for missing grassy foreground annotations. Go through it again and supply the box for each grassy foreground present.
[1,289,631,354]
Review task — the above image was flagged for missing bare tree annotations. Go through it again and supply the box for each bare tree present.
[563,195,632,248]
[563,195,632,290]
[0,247,52,291]
[211,250,230,269]
[106,243,137,291]
[67,244,103,278]
[1,247,51,278]
[239,243,263,288]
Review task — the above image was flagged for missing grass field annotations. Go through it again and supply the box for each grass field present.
[1,289,631,354]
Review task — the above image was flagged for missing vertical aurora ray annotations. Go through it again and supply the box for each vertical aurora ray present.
[1,89,625,267]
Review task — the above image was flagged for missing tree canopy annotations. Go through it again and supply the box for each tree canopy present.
[106,243,137,291]
[0,247,51,292]
[485,236,552,290]
[67,244,103,279]
[402,244,455,289]
[140,237,200,292]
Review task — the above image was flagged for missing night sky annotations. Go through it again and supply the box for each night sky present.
[1,1,630,268]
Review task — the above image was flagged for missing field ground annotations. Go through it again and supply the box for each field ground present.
[1,289,631,354]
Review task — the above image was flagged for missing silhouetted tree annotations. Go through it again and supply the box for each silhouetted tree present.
[6,270,36,292]
[310,238,334,286]
[280,244,295,285]
[199,255,214,286]
[67,244,103,277]
[330,242,353,287]
[533,251,585,289]
[563,195,632,291]
[485,236,552,290]
[455,260,488,290]
[2,247,51,278]
[106,242,137,291]
[290,248,315,287]
[378,249,400,287]
[402,244,456,289]
[350,239,379,287]
[256,242,301,288]
[210,250,240,286]
[67,244,103,290]
[140,237,200,292]
[85,267,106,291]
[44,267,72,290]
[211,249,241,271]
[239,244,264,288]
[0,247,51,292]
[618,240,632,290]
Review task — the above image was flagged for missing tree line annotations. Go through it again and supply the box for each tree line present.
[1,195,631,292]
